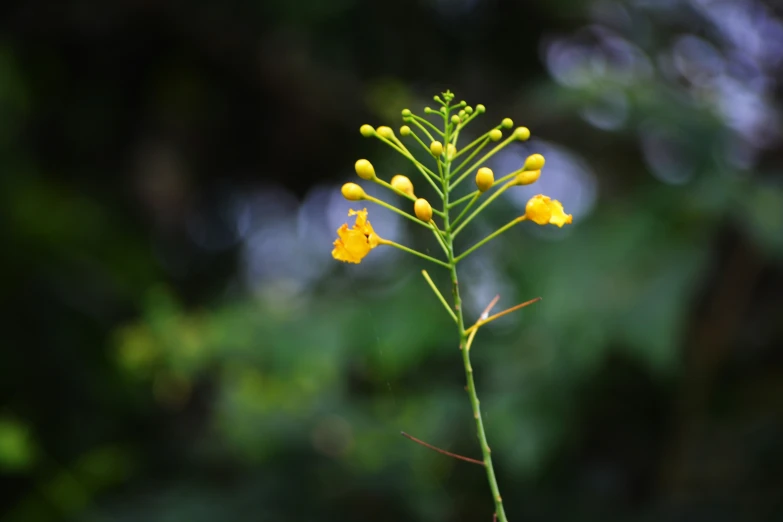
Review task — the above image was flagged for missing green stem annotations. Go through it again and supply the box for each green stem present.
[382,240,449,268]
[373,178,444,217]
[421,270,458,323]
[406,127,436,157]
[438,100,508,522]
[450,134,517,189]
[454,217,524,263]
[450,193,480,229]
[449,190,480,208]
[365,196,433,230]
[409,117,437,143]
[451,182,514,238]
[430,222,450,256]
[411,113,444,137]
[452,129,492,160]
[449,137,490,181]
[450,112,483,149]
[374,134,442,187]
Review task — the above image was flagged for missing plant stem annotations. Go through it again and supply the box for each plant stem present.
[454,217,524,263]
[381,239,450,268]
[439,101,508,522]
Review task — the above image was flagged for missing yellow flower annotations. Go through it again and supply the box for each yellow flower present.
[332,209,382,264]
[524,195,573,227]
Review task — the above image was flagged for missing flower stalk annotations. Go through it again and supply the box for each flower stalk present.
[331,90,574,521]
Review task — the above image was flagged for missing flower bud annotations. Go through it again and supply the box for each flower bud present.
[446,143,456,160]
[514,127,531,140]
[401,108,412,118]
[476,104,486,113]
[391,175,415,197]
[376,126,394,139]
[524,153,545,171]
[475,167,494,192]
[414,198,433,222]
[501,118,513,129]
[360,124,375,137]
[465,106,474,114]
[525,195,552,225]
[341,183,366,201]
[400,125,411,136]
[451,115,460,124]
[355,159,376,180]
[430,141,443,157]
[489,129,502,142]
[458,109,466,117]
[515,170,541,185]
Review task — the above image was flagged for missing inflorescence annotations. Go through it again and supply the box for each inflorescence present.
[332,90,572,266]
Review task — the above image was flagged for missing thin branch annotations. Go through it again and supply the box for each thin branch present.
[464,297,542,334]
[401,431,484,466]
[421,270,458,323]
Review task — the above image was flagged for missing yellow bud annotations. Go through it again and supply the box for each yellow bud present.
[376,126,394,139]
[515,169,541,185]
[360,124,375,137]
[401,108,412,117]
[458,110,466,117]
[525,195,552,225]
[501,118,513,129]
[355,159,376,180]
[446,143,456,160]
[400,125,411,136]
[524,153,545,171]
[451,115,460,124]
[476,104,486,113]
[414,198,433,222]
[489,129,502,142]
[430,141,443,156]
[341,183,366,201]
[514,127,531,140]
[465,106,474,114]
[475,167,494,192]
[391,175,415,197]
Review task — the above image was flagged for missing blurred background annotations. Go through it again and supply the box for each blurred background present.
[2,0,783,521]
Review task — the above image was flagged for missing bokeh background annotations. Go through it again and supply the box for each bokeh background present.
[2,0,783,521]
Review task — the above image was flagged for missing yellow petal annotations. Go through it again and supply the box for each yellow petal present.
[525,195,552,225]
[332,228,371,263]
[548,200,573,228]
